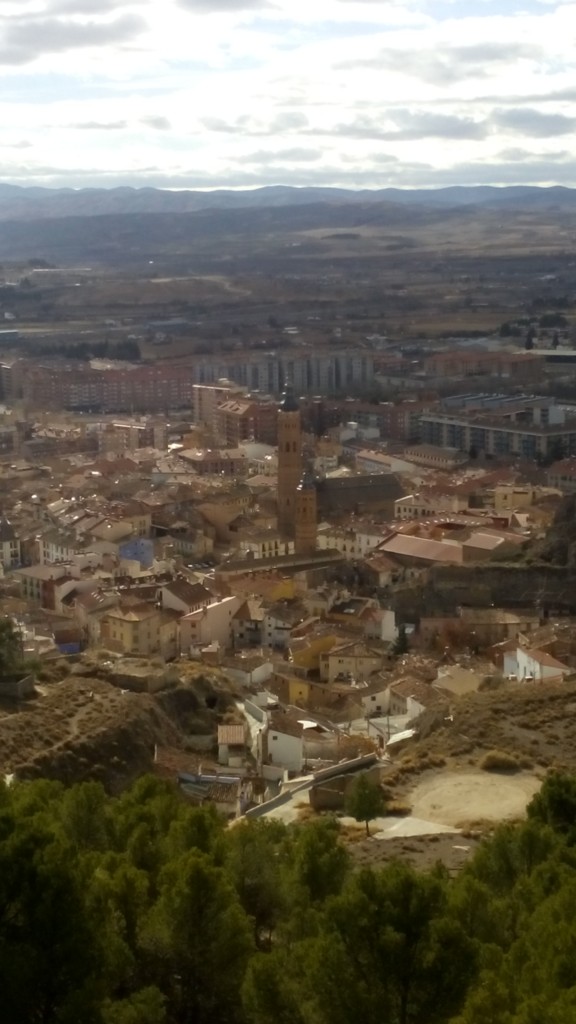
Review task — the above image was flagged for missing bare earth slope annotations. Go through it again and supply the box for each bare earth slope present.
[0,676,208,791]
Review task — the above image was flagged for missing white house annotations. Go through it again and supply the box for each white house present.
[180,595,241,652]
[261,714,303,773]
[39,530,79,565]
[161,579,212,615]
[363,608,397,643]
[503,646,571,683]
[222,653,273,687]
[262,601,307,649]
[317,525,383,560]
[360,686,390,716]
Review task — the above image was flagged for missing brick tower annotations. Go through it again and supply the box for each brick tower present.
[294,465,317,555]
[277,382,302,538]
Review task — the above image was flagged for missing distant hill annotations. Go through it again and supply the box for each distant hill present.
[0,183,573,222]
[0,183,573,265]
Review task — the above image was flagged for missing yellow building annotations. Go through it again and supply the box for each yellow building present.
[492,484,558,514]
[319,641,384,683]
[289,633,339,673]
[102,603,178,660]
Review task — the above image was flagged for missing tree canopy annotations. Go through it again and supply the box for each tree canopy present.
[0,771,576,1023]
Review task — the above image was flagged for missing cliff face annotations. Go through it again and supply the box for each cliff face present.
[393,564,576,619]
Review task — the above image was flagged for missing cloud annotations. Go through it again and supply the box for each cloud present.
[492,107,576,137]
[176,0,273,11]
[324,110,488,141]
[338,41,542,84]
[73,120,128,129]
[236,146,321,163]
[200,111,309,135]
[49,0,133,12]
[0,14,146,65]
[140,115,171,130]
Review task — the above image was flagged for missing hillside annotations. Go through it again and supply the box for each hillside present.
[0,670,237,791]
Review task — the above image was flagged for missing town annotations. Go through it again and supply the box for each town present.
[1,275,576,858]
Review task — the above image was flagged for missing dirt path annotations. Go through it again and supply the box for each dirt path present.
[409,771,541,828]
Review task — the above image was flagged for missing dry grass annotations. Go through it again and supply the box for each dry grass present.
[386,800,412,817]
[480,750,520,773]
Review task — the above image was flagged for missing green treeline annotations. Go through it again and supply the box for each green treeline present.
[3,771,576,1024]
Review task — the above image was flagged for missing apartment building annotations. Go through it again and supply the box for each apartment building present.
[423,350,542,381]
[192,381,247,434]
[192,348,375,395]
[421,398,576,459]
[23,362,195,413]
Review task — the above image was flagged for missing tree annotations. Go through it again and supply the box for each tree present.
[528,772,576,842]
[393,622,409,657]
[102,988,167,1024]
[345,774,386,836]
[0,820,102,1023]
[244,863,475,1024]
[283,817,349,906]
[227,820,287,948]
[0,617,23,680]
[141,851,253,1024]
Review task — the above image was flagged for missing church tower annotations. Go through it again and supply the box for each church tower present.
[277,382,302,538]
[294,465,317,555]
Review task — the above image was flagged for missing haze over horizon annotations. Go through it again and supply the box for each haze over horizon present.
[2,0,576,191]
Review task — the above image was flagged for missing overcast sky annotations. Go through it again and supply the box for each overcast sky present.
[1,0,576,190]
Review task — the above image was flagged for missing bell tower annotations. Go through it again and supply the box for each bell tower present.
[294,466,317,555]
[277,382,302,538]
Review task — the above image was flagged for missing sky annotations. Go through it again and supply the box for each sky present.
[1,0,576,190]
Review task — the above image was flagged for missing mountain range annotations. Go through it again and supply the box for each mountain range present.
[0,183,574,221]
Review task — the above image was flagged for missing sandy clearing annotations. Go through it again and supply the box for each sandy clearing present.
[409,771,541,827]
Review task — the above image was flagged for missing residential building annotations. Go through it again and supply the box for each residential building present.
[0,518,20,570]
[232,598,266,647]
[23,361,195,413]
[101,603,178,659]
[180,595,242,652]
[161,578,213,615]
[420,397,576,460]
[319,641,384,683]
[503,645,571,683]
[177,447,248,476]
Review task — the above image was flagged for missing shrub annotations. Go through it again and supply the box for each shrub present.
[480,750,519,773]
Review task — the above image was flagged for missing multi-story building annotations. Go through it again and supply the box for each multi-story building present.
[177,447,248,476]
[421,397,576,460]
[98,418,167,454]
[193,348,374,395]
[192,381,247,434]
[23,362,195,413]
[101,603,178,659]
[0,518,20,570]
[423,350,542,382]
